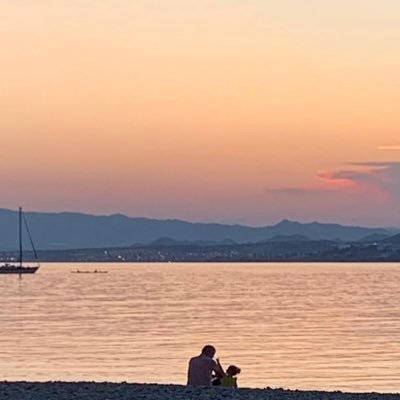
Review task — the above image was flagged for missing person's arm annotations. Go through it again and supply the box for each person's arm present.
[214,358,225,377]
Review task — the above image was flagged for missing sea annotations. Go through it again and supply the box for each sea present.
[0,262,399,393]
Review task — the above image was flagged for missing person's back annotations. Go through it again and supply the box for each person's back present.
[187,345,220,386]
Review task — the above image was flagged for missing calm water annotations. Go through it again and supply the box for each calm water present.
[0,263,399,392]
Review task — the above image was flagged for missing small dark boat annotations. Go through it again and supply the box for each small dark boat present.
[71,270,108,274]
[0,207,40,275]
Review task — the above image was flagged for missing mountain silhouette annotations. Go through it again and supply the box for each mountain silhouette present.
[0,208,394,250]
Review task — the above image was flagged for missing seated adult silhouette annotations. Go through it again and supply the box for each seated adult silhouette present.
[187,345,223,386]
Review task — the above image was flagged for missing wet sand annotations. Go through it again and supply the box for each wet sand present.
[0,382,399,400]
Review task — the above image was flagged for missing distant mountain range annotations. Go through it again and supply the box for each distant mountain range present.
[0,208,397,251]
[382,233,400,245]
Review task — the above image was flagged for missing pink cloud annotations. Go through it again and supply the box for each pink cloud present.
[317,163,400,201]
[317,170,360,189]
[378,145,400,151]
[264,162,400,226]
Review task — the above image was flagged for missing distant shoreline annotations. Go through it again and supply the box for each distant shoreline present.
[2,260,400,264]
[0,382,398,400]
[1,238,399,263]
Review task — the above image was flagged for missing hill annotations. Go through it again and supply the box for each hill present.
[0,208,394,250]
[382,233,400,247]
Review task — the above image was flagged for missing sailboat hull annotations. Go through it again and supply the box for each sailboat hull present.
[0,265,39,274]
[0,208,41,274]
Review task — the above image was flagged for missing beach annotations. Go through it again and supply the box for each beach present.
[0,382,399,400]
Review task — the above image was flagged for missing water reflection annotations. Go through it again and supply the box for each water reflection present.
[0,263,399,392]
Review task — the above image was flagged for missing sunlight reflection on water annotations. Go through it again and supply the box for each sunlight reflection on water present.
[0,262,399,392]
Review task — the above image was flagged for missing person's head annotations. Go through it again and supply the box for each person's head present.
[226,365,241,377]
[201,345,216,358]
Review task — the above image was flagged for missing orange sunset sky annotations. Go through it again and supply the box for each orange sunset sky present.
[1,1,400,226]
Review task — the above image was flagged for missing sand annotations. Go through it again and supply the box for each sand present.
[0,382,399,400]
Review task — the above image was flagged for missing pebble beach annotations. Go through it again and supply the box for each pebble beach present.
[0,382,399,400]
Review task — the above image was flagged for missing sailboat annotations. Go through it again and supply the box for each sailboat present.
[0,207,40,274]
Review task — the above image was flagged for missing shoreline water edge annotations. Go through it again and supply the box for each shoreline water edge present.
[0,382,399,400]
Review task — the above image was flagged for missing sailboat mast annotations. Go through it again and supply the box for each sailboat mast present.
[19,207,22,267]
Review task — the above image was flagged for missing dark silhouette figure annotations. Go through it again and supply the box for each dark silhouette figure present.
[187,345,224,386]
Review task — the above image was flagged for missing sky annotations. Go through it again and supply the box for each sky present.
[1,0,400,227]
